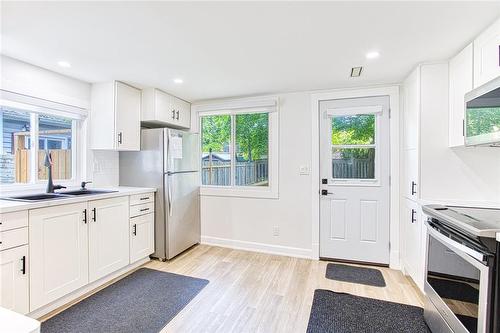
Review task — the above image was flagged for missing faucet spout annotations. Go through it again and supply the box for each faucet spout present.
[45,150,54,193]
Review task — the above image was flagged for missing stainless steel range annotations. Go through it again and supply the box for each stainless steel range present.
[422,205,500,333]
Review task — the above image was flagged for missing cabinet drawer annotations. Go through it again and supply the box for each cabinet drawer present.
[130,202,154,218]
[130,192,154,206]
[0,210,28,232]
[0,227,28,251]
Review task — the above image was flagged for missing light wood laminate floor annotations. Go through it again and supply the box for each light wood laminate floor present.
[41,244,424,332]
[146,245,424,333]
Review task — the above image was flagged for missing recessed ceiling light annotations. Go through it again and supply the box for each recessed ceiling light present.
[366,51,380,59]
[57,60,71,68]
[173,78,183,84]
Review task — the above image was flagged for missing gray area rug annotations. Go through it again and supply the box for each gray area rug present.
[307,289,431,333]
[325,263,386,287]
[42,268,209,333]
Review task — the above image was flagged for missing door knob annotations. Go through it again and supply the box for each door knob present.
[321,189,333,196]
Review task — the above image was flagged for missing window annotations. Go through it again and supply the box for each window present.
[0,102,79,186]
[331,114,376,180]
[197,98,278,198]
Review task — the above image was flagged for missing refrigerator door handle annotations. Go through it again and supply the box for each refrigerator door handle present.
[167,175,173,217]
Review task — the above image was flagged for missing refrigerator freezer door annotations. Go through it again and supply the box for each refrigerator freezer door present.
[164,171,200,259]
[164,129,199,173]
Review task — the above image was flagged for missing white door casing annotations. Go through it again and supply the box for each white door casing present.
[319,96,391,264]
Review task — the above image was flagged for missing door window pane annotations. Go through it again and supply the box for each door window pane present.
[38,114,72,180]
[235,113,269,186]
[332,148,375,179]
[332,114,375,145]
[201,115,231,186]
[0,107,31,184]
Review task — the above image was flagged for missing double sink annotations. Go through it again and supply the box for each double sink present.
[3,189,118,202]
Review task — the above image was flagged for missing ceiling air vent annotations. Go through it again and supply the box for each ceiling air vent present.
[350,66,363,77]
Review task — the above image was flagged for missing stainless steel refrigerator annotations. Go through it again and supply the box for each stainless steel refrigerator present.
[119,128,200,260]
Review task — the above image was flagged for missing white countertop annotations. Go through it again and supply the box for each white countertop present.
[0,307,40,333]
[0,186,156,214]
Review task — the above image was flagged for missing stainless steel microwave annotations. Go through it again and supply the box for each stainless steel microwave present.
[465,76,500,147]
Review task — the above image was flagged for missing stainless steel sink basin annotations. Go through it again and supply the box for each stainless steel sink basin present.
[59,189,118,196]
[2,193,72,202]
[2,189,118,202]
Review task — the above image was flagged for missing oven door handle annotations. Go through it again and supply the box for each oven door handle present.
[426,221,488,265]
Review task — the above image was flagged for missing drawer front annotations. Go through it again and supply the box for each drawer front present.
[130,202,154,218]
[0,227,28,251]
[130,192,154,206]
[0,210,28,232]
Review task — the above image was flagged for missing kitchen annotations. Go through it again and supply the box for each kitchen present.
[0,2,500,333]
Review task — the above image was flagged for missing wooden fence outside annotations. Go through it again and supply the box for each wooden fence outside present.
[332,158,374,179]
[202,160,268,186]
[15,149,72,182]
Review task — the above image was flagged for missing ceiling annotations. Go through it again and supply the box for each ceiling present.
[1,2,499,102]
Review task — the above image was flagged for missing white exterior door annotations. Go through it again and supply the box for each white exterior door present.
[0,245,29,314]
[29,202,88,311]
[319,96,391,264]
[88,196,129,282]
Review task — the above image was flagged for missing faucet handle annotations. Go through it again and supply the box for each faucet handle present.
[81,181,92,189]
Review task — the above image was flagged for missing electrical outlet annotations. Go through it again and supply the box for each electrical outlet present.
[273,226,280,236]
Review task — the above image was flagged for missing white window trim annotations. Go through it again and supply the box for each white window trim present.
[195,97,279,199]
[327,109,381,187]
[0,93,84,191]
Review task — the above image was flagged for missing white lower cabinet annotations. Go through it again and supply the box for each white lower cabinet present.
[0,245,29,314]
[401,198,425,290]
[29,202,89,311]
[130,213,154,263]
[88,196,130,282]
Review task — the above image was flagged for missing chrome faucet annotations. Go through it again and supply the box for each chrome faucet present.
[44,150,66,193]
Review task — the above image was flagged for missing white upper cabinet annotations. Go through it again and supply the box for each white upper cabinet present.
[90,81,141,151]
[403,67,420,150]
[473,17,500,88]
[142,88,191,129]
[448,43,473,147]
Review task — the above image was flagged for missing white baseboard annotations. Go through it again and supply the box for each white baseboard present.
[201,236,313,259]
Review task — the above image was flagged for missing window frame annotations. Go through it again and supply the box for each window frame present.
[0,94,84,190]
[196,98,279,199]
[328,108,381,187]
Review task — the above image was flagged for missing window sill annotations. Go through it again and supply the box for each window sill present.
[200,186,279,199]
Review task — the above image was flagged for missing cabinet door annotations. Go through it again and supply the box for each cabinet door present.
[402,199,422,286]
[88,196,129,282]
[176,98,191,129]
[0,245,29,314]
[449,44,473,147]
[130,213,154,263]
[155,89,176,125]
[404,148,419,200]
[473,18,500,88]
[115,81,141,151]
[403,67,420,150]
[29,202,88,311]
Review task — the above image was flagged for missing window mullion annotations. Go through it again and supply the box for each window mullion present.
[30,113,38,184]
[230,114,236,187]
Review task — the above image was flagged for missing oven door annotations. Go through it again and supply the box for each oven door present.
[425,222,492,333]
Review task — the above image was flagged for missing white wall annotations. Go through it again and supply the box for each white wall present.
[419,63,500,204]
[194,92,314,257]
[0,55,119,187]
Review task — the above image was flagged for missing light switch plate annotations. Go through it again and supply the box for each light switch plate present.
[299,165,310,175]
